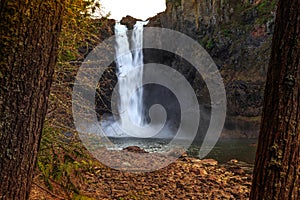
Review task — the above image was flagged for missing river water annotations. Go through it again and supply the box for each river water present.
[106,137,257,164]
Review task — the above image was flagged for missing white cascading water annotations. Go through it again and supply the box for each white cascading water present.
[114,21,148,127]
[100,20,166,138]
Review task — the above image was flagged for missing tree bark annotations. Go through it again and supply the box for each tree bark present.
[250,0,300,199]
[0,1,64,199]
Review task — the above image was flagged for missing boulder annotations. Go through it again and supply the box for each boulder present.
[122,146,148,153]
[120,15,140,29]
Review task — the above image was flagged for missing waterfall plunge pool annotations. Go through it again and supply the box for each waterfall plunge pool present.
[92,136,257,164]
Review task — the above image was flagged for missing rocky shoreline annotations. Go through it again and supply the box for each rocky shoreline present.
[30,146,254,199]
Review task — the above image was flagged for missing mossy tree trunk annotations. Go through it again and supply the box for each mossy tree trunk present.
[0,1,64,199]
[250,0,300,199]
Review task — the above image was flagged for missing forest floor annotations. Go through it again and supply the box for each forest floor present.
[30,148,253,200]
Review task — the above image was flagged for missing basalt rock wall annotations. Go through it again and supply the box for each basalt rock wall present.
[94,0,277,138]
[143,0,277,138]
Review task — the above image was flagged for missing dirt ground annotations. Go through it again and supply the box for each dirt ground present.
[30,149,253,200]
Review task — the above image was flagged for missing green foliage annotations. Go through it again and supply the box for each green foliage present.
[256,0,276,14]
[38,124,99,196]
[222,29,232,37]
[58,0,104,63]
[37,1,106,196]
[206,38,214,50]
[38,125,81,192]
[255,0,277,24]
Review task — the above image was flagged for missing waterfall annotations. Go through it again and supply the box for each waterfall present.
[99,20,166,138]
[114,21,148,127]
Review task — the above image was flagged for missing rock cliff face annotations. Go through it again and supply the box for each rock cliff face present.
[94,0,277,138]
[143,0,277,138]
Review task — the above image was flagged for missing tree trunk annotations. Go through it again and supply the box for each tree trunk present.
[250,0,300,199]
[0,1,64,199]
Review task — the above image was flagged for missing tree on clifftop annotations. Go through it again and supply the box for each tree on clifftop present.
[250,0,299,199]
[0,1,64,199]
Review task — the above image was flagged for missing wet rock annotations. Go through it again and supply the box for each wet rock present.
[122,146,148,153]
[229,159,239,164]
[226,159,254,174]
[228,166,245,175]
